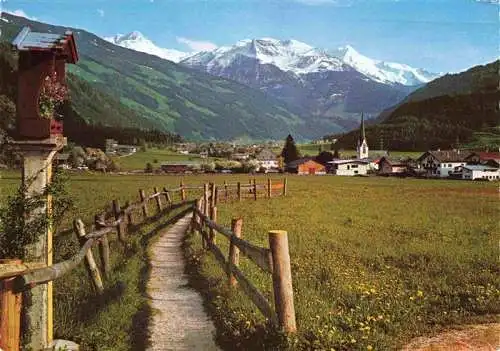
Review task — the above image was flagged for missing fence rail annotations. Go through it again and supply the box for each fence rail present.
[190,177,296,333]
[0,177,293,351]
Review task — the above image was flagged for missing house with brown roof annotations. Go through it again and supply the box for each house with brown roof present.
[286,158,326,175]
[417,150,471,178]
[464,152,500,166]
[377,157,408,175]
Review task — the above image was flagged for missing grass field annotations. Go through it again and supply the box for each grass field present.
[185,175,499,350]
[0,172,498,350]
[110,147,216,171]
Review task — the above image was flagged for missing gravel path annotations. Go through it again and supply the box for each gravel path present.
[147,214,219,351]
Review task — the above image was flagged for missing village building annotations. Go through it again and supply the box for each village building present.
[357,113,369,160]
[255,149,279,171]
[377,157,408,175]
[231,153,251,161]
[464,152,500,165]
[459,165,500,181]
[328,159,369,176]
[286,158,326,175]
[160,161,200,173]
[105,139,137,155]
[54,153,71,169]
[417,150,470,178]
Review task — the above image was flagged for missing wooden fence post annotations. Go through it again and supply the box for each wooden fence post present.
[268,230,296,333]
[74,219,104,294]
[203,183,209,217]
[125,201,133,226]
[214,186,219,207]
[94,214,110,277]
[139,189,149,218]
[228,218,243,287]
[267,178,272,198]
[112,199,126,242]
[163,187,172,205]
[154,187,163,213]
[283,177,287,196]
[180,180,186,201]
[191,199,201,235]
[237,182,241,201]
[210,182,216,208]
[0,259,23,351]
[253,178,257,201]
[224,181,228,201]
[209,206,217,246]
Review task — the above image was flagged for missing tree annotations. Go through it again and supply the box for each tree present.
[281,134,300,164]
[145,162,153,173]
[333,149,340,159]
[316,151,334,165]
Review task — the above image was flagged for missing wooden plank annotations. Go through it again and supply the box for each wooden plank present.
[14,237,96,290]
[231,236,273,273]
[74,219,104,294]
[0,262,46,280]
[193,208,272,273]
[228,261,277,323]
[0,271,22,351]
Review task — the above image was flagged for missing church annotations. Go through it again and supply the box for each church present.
[357,113,369,159]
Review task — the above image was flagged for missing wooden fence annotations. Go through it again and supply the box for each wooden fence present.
[190,177,296,333]
[0,177,291,350]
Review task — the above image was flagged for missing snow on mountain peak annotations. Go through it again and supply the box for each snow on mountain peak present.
[334,44,440,85]
[104,31,190,63]
[182,37,344,75]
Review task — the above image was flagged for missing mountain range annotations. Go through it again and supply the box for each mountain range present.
[106,33,441,131]
[107,32,439,86]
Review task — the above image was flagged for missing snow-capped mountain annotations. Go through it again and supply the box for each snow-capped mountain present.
[182,38,347,76]
[104,31,190,63]
[181,38,439,86]
[334,45,439,86]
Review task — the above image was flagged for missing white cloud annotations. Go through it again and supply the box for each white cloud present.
[475,0,499,4]
[97,9,105,17]
[3,9,37,20]
[176,37,217,51]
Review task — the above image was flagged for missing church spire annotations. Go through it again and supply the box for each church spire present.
[357,112,369,159]
[359,112,366,144]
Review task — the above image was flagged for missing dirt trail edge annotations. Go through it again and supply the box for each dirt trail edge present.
[146,214,220,351]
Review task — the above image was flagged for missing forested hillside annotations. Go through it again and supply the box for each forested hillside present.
[0,13,342,140]
[333,61,499,151]
[0,42,181,165]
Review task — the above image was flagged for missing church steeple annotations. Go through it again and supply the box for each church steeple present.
[357,113,369,159]
[359,112,366,144]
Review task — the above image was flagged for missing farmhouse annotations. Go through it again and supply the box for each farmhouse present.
[329,159,369,176]
[454,165,500,181]
[286,158,326,175]
[160,161,200,173]
[377,157,407,175]
[255,149,279,171]
[464,152,500,165]
[417,150,470,178]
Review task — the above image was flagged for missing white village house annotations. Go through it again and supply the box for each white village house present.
[329,159,369,176]
[417,150,470,178]
[457,165,500,181]
[255,149,279,171]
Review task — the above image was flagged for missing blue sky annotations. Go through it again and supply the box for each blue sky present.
[1,0,498,73]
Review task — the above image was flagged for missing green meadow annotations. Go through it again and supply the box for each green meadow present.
[186,175,499,350]
[0,172,498,350]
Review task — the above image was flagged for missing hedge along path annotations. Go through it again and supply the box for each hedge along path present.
[146,214,219,351]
